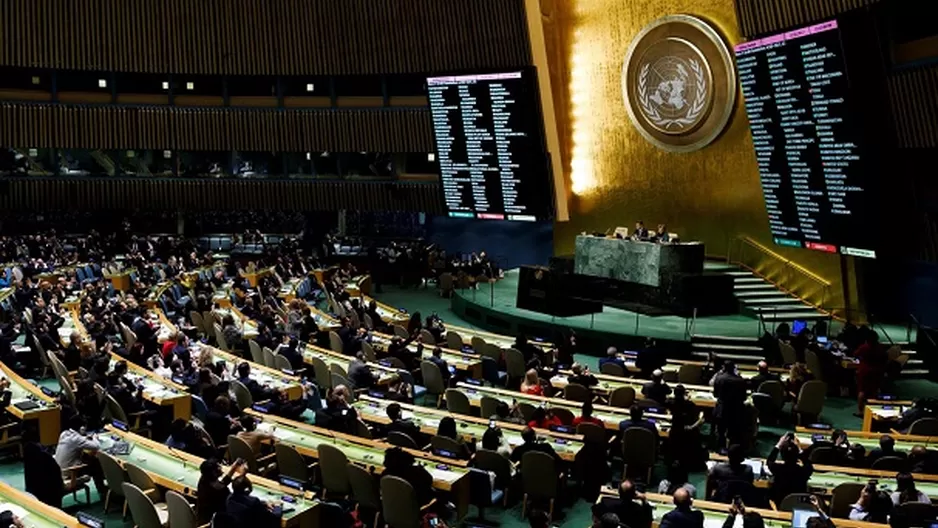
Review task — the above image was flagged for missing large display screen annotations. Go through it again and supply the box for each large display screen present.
[427,70,553,222]
[736,20,876,258]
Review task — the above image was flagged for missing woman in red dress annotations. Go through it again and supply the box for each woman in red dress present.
[854,329,887,417]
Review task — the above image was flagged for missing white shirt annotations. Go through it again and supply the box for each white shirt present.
[53,429,100,470]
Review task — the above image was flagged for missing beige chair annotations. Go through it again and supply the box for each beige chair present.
[328,331,344,354]
[392,325,410,339]
[304,356,329,392]
[274,354,293,372]
[227,435,277,476]
[229,379,255,410]
[120,322,137,349]
[419,329,437,345]
[621,427,657,482]
[480,395,501,419]
[32,335,52,378]
[474,450,513,507]
[420,360,446,407]
[521,451,558,519]
[600,363,626,377]
[363,313,375,330]
[804,350,825,382]
[380,475,435,528]
[189,311,205,338]
[348,464,382,528]
[262,347,277,368]
[214,323,229,352]
[166,490,198,528]
[438,272,455,298]
[98,451,129,518]
[576,422,606,444]
[445,389,472,416]
[445,331,463,351]
[830,483,865,519]
[330,363,349,379]
[125,462,162,503]
[122,482,169,528]
[470,336,487,354]
[908,417,938,436]
[104,394,149,437]
[757,380,786,410]
[677,364,703,385]
[248,340,265,365]
[361,341,378,362]
[551,407,574,425]
[275,443,315,488]
[201,310,215,338]
[430,435,469,459]
[318,443,352,497]
[504,348,526,387]
[608,386,636,408]
[563,382,590,403]
[793,380,827,424]
[778,493,816,512]
[779,341,798,365]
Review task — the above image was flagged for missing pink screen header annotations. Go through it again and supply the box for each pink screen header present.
[427,71,523,85]
[734,19,838,53]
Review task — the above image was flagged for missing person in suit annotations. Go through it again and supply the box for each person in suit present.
[347,351,377,390]
[386,402,422,444]
[592,479,653,528]
[766,433,813,506]
[642,369,672,405]
[635,338,665,378]
[427,346,451,386]
[713,362,749,450]
[509,427,563,466]
[707,444,754,503]
[236,362,275,402]
[660,487,704,528]
[632,221,650,241]
[196,458,246,524]
[225,475,282,528]
[722,499,765,528]
[748,361,780,391]
[598,347,627,372]
[868,435,906,465]
[618,406,659,442]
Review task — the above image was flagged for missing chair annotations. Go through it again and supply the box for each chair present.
[576,422,607,444]
[445,389,472,416]
[908,417,938,436]
[274,354,293,372]
[328,331,344,354]
[609,386,636,408]
[805,350,825,382]
[120,322,137,349]
[125,462,162,502]
[563,382,590,403]
[309,356,332,391]
[431,435,469,459]
[202,311,215,338]
[363,313,375,331]
[481,356,508,387]
[518,402,537,422]
[355,420,374,439]
[381,475,435,528]
[678,364,703,385]
[419,329,437,345]
[122,482,169,528]
[98,452,129,518]
[190,311,205,337]
[317,443,352,497]
[830,483,865,519]
[758,380,786,409]
[480,396,501,419]
[248,340,264,364]
[894,502,938,527]
[504,348,526,384]
[445,331,463,351]
[871,456,907,472]
[214,323,229,352]
[229,379,254,410]
[521,451,559,519]
[793,380,827,424]
[348,464,382,528]
[439,273,455,298]
[359,341,377,362]
[330,362,348,379]
[779,341,798,365]
[778,493,816,512]
[621,427,657,482]
[392,325,409,339]
[600,363,626,377]
[809,447,843,465]
[480,343,502,363]
[227,435,277,476]
[276,444,315,488]
[166,490,198,528]
[387,431,418,449]
[420,361,447,407]
[262,347,278,369]
[551,406,575,425]
[104,394,150,436]
[471,337,487,355]
[468,467,506,524]
[332,373,355,399]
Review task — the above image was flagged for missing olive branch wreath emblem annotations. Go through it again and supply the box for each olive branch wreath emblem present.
[637,58,708,131]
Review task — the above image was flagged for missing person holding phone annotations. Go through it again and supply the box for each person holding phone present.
[766,433,813,507]
[226,475,282,528]
[196,458,247,524]
[723,497,764,528]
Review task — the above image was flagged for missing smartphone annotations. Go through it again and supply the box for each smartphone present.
[281,495,297,503]
[489,419,496,428]
[732,496,742,508]
[436,464,449,470]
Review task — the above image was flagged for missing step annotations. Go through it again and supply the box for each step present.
[692,334,760,343]
[692,342,763,352]
[748,305,821,313]
[734,290,793,299]
[759,311,829,322]
[740,297,807,305]
[703,262,739,271]
[723,271,755,277]
[901,369,930,377]
[733,277,767,284]
[734,283,780,291]
[692,351,762,363]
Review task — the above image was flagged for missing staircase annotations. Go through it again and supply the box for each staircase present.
[706,262,828,323]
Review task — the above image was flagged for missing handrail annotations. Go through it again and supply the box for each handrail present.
[730,236,831,287]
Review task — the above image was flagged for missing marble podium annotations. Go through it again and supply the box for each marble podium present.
[573,235,705,287]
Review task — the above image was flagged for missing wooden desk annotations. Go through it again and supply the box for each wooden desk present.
[597,489,889,528]
[0,361,60,445]
[453,382,674,435]
[550,371,720,408]
[0,477,80,527]
[58,308,90,347]
[446,324,554,351]
[795,428,938,451]
[143,281,174,308]
[352,395,585,462]
[862,400,913,432]
[655,358,790,383]
[345,275,371,298]
[298,300,341,331]
[342,283,409,326]
[200,344,304,401]
[108,351,191,421]
[369,332,483,379]
[110,268,137,292]
[301,344,398,385]
[213,306,259,340]
[242,266,276,288]
[243,409,472,520]
[99,426,318,527]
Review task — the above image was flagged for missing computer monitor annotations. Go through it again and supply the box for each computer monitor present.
[791,508,820,528]
[792,320,808,335]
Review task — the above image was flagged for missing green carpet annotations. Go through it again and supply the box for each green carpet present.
[0,287,930,528]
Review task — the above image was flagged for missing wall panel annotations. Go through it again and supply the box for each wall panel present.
[888,66,938,149]
[734,0,880,37]
[0,0,532,75]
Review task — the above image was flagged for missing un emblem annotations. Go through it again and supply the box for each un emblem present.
[622,15,736,152]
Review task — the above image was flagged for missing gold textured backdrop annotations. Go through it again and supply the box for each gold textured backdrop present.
[537,0,856,314]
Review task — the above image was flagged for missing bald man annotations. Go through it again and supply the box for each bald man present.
[660,488,703,528]
[593,479,653,528]
[749,361,780,391]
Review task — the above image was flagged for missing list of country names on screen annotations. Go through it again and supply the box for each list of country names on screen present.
[427,71,542,222]
[736,20,874,258]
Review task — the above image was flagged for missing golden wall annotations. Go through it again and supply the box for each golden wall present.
[538,0,856,314]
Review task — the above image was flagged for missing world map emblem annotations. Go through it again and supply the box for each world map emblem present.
[622,15,737,152]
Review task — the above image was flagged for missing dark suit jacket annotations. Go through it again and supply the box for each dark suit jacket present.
[619,418,660,441]
[225,491,281,528]
[660,507,705,528]
[428,355,451,384]
[595,497,654,528]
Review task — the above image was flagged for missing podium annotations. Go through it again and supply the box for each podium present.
[516,266,603,317]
